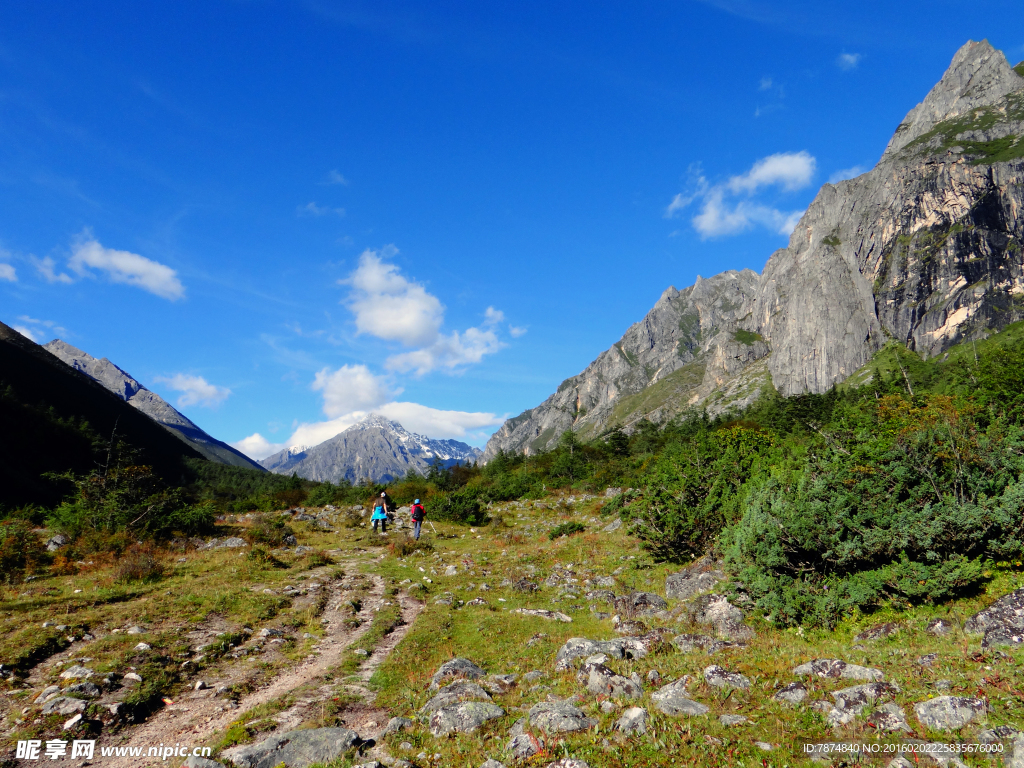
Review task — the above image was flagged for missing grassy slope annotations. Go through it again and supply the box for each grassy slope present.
[4,499,1021,768]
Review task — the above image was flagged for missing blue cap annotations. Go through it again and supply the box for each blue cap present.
[414,499,420,504]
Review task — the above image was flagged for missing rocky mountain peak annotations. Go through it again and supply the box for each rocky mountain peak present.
[884,39,1024,157]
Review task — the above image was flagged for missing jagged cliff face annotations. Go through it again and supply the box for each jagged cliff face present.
[485,40,1024,458]
[756,39,1024,395]
[485,269,767,457]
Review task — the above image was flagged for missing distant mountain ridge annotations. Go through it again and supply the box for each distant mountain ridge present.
[44,339,263,471]
[259,414,483,483]
[485,39,1024,459]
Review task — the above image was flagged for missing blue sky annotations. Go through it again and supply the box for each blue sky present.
[1,1,1022,456]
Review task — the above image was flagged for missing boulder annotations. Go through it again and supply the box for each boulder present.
[927,618,955,635]
[614,592,668,617]
[429,702,505,736]
[690,594,754,641]
[224,728,361,768]
[651,678,708,717]
[773,682,807,705]
[46,534,70,552]
[913,696,988,731]
[854,622,902,641]
[64,682,100,698]
[670,634,731,654]
[867,703,912,732]
[41,697,87,716]
[703,665,750,690]
[420,681,492,714]
[965,588,1024,647]
[479,760,506,768]
[528,701,597,734]
[59,665,93,680]
[665,560,724,601]
[218,537,248,548]
[429,658,486,690]
[719,714,748,725]
[505,733,541,762]
[614,619,648,635]
[825,683,900,727]
[615,707,647,734]
[792,659,884,682]
[554,638,626,670]
[184,758,226,768]
[544,760,591,768]
[601,519,623,533]
[578,663,642,699]
[586,589,616,604]
[382,717,413,735]
[1005,734,1024,768]
[512,609,572,623]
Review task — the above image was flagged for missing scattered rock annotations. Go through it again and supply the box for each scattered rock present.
[260,628,284,638]
[46,534,70,552]
[586,589,616,605]
[123,672,143,683]
[429,658,486,690]
[522,670,545,683]
[35,685,60,703]
[479,760,506,768]
[613,619,648,635]
[430,702,505,736]
[382,717,413,735]
[867,702,912,732]
[918,653,938,666]
[63,682,100,698]
[690,594,754,641]
[41,697,87,716]
[965,588,1024,648]
[604,487,623,498]
[854,622,901,641]
[420,681,492,714]
[665,559,724,601]
[505,732,541,762]
[614,706,647,734]
[601,519,622,533]
[445,565,458,576]
[554,638,626,670]
[195,680,208,691]
[927,618,955,636]
[511,578,538,593]
[978,724,1020,744]
[719,714,748,725]
[773,682,807,705]
[466,598,488,607]
[913,696,987,731]
[59,665,93,680]
[826,683,900,727]
[125,625,146,634]
[670,634,731,654]
[647,669,661,684]
[578,662,642,699]
[544,759,591,768]
[218,537,248,548]
[513,608,572,623]
[528,701,598,734]
[482,674,517,694]
[703,665,750,690]
[792,659,884,682]
[754,742,774,752]
[614,592,668,618]
[600,700,616,713]
[651,678,708,717]
[62,713,83,731]
[184,757,226,768]
[224,727,362,768]
[135,642,151,651]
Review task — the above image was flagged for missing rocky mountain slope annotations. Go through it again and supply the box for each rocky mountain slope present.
[485,40,1024,458]
[44,340,262,471]
[260,414,483,483]
[0,320,206,505]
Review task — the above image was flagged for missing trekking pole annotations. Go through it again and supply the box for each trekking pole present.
[428,521,438,535]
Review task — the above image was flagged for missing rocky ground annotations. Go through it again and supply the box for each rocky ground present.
[2,495,1024,768]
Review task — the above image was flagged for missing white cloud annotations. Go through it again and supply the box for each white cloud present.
[325,170,349,185]
[828,165,867,184]
[69,235,184,300]
[759,77,773,91]
[667,152,814,239]
[509,325,527,338]
[232,433,286,461]
[342,247,444,347]
[13,325,39,342]
[727,151,816,194]
[0,255,15,282]
[385,326,505,376]
[32,256,74,284]
[837,53,862,71]
[312,364,395,418]
[298,202,346,217]
[154,373,231,407]
[483,306,504,325]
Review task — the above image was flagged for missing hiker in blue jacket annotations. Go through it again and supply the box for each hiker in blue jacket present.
[371,491,390,534]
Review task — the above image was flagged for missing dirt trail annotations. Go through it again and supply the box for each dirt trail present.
[98,564,419,768]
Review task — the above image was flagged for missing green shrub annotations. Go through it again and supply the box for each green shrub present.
[548,521,586,540]
[431,487,488,526]
[246,514,295,547]
[0,519,45,584]
[113,546,165,583]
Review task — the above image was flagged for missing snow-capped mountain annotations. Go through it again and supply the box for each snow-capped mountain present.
[258,414,483,483]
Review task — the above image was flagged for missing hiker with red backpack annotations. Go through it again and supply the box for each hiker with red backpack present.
[410,499,425,540]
